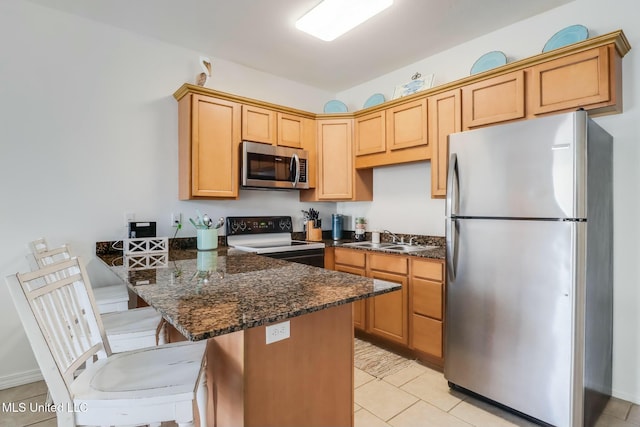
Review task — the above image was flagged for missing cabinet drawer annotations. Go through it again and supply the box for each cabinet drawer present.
[412,314,442,358]
[334,248,366,268]
[412,278,442,320]
[368,253,408,275]
[411,259,443,281]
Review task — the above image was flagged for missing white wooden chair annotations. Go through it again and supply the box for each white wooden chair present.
[30,238,129,314]
[6,257,208,427]
[28,240,166,352]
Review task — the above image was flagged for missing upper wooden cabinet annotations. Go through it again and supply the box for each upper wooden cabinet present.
[429,88,461,198]
[386,98,428,150]
[529,45,619,116]
[277,112,306,148]
[242,105,277,144]
[354,99,430,169]
[177,93,241,199]
[354,111,386,156]
[300,118,372,202]
[242,107,309,149]
[462,70,526,129]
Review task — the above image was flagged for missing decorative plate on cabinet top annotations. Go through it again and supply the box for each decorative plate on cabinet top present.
[542,24,589,53]
[323,99,348,113]
[363,93,385,109]
[470,51,507,75]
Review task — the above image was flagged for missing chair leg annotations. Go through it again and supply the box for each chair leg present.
[196,369,208,427]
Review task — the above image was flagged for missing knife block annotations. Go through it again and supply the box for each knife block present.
[306,220,323,242]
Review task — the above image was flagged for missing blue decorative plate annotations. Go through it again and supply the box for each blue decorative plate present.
[543,25,589,53]
[470,51,507,75]
[363,93,385,109]
[323,100,348,113]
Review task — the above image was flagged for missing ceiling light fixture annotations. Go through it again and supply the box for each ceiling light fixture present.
[295,0,393,42]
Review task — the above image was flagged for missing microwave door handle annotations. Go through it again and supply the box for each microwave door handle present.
[291,153,300,188]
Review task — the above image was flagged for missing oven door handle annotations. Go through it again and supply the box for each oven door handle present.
[291,153,300,188]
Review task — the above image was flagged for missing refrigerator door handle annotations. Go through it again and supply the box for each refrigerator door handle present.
[446,153,458,218]
[446,153,459,281]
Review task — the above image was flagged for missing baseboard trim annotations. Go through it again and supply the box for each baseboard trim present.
[0,369,44,390]
[612,387,640,406]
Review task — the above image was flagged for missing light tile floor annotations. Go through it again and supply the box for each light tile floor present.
[1,356,638,427]
[354,360,640,427]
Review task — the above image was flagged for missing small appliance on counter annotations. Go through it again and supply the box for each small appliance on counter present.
[331,214,343,240]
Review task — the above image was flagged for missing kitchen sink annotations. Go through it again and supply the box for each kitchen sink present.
[341,241,437,253]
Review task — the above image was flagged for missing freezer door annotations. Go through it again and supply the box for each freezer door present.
[445,218,578,427]
[448,111,587,219]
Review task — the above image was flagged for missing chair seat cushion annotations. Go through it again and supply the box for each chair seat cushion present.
[72,340,206,403]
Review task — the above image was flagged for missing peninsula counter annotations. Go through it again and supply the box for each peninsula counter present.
[99,247,400,427]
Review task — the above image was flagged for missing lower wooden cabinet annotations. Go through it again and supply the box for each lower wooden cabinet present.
[331,247,445,367]
[334,248,367,330]
[410,258,445,363]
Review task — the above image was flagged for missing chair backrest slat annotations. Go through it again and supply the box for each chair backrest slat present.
[13,257,111,386]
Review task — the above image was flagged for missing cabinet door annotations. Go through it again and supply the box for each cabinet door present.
[412,314,442,358]
[386,99,428,150]
[317,119,353,200]
[367,270,408,345]
[530,46,612,115]
[334,248,367,331]
[462,70,525,129]
[277,112,304,148]
[242,105,276,144]
[428,89,461,198]
[355,111,386,155]
[182,95,241,199]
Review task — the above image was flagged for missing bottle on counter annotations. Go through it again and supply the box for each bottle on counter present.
[354,217,366,241]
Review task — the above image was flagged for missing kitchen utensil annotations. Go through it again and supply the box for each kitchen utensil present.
[213,217,224,229]
[202,214,213,228]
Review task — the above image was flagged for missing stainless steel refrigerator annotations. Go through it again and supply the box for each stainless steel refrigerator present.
[444,111,613,427]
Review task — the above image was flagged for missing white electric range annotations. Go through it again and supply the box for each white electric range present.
[226,216,325,267]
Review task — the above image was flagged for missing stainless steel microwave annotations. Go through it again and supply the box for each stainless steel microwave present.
[241,141,309,190]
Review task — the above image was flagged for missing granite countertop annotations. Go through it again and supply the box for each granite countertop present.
[327,239,446,260]
[98,248,400,341]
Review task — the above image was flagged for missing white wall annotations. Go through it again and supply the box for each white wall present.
[337,0,640,404]
[0,0,336,388]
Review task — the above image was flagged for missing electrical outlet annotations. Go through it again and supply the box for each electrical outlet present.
[265,321,290,344]
[171,212,182,227]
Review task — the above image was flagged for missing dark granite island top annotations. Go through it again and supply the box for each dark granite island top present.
[99,248,400,341]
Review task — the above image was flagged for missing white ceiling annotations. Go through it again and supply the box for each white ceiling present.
[26,0,574,92]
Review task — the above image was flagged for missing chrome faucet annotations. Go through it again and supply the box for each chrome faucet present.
[409,236,418,246]
[383,230,402,244]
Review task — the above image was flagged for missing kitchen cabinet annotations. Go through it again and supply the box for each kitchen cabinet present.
[367,253,409,345]
[354,110,386,156]
[462,70,526,129]
[354,100,431,169]
[410,258,445,363]
[300,118,373,202]
[242,105,311,149]
[277,112,306,148]
[334,248,367,330]
[528,45,621,116]
[177,93,241,199]
[242,105,276,145]
[428,89,461,198]
[386,98,428,151]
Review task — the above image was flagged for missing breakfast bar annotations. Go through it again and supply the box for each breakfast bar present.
[100,247,400,427]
